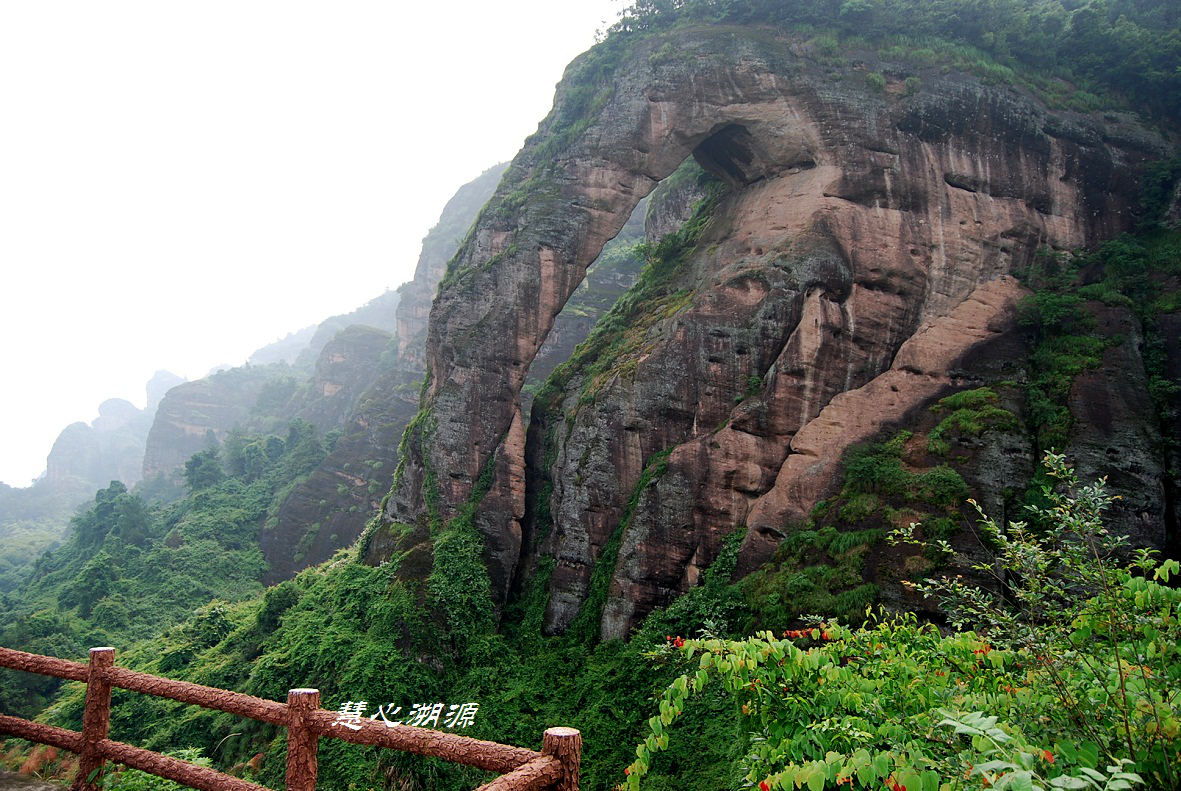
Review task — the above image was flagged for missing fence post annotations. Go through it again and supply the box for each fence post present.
[285,688,320,791]
[73,647,114,791]
[542,727,581,791]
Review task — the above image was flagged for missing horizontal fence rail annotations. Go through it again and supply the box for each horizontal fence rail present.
[0,645,580,791]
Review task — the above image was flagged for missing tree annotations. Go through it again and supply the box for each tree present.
[183,446,224,492]
[626,454,1179,790]
[74,481,129,547]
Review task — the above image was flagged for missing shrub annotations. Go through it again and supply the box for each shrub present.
[626,454,1180,790]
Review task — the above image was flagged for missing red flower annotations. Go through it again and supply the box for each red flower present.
[1043,750,1055,764]
[673,636,685,648]
[625,767,631,775]
[759,781,770,791]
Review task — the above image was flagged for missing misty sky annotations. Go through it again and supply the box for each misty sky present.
[0,1,625,487]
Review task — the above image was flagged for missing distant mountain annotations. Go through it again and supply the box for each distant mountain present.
[246,325,318,367]
[246,291,402,375]
[0,371,183,592]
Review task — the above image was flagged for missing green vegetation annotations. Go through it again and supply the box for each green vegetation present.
[627,455,1181,790]
[0,477,98,593]
[0,419,332,721]
[1018,161,1181,458]
[609,0,1181,126]
[1018,250,1119,451]
[739,426,985,632]
[840,431,969,509]
[4,10,1179,791]
[533,167,722,415]
[927,388,1019,456]
[739,525,882,631]
[97,748,212,790]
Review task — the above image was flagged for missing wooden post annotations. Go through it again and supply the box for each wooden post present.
[285,688,320,791]
[542,727,581,791]
[73,647,114,791]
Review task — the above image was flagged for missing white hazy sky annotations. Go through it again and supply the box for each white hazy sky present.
[0,0,627,487]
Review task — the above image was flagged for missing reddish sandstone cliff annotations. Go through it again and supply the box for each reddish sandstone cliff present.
[381,27,1170,637]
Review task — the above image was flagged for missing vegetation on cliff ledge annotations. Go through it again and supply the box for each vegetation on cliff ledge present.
[628,456,1181,791]
[2,7,1179,791]
[606,0,1180,125]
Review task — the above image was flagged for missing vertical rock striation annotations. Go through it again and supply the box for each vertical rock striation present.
[383,28,1170,633]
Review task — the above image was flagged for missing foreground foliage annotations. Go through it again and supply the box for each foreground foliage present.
[0,419,332,720]
[626,455,1180,790]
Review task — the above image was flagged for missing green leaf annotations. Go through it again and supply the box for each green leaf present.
[994,770,1034,791]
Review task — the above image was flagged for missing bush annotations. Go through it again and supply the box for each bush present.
[626,454,1180,790]
[98,748,211,790]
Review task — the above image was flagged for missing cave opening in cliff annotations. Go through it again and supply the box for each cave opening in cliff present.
[691,123,815,188]
[693,123,757,187]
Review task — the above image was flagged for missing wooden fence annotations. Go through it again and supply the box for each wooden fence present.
[0,646,580,791]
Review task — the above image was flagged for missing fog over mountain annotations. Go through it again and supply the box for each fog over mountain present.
[0,0,623,487]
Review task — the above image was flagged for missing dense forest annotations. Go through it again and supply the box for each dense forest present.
[2,0,1179,790]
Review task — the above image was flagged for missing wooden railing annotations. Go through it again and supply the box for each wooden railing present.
[0,646,580,791]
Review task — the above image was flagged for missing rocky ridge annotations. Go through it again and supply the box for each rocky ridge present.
[382,27,1174,638]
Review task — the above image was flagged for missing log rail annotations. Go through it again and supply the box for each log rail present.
[0,646,580,791]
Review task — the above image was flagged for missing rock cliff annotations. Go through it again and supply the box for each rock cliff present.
[141,366,291,480]
[47,375,180,489]
[395,163,510,366]
[382,27,1173,638]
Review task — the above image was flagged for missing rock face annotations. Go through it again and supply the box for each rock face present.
[46,388,174,489]
[383,28,1171,636]
[288,325,393,430]
[395,163,509,366]
[292,290,402,374]
[259,361,419,584]
[248,292,401,373]
[1063,303,1167,548]
[142,366,288,479]
[258,166,510,580]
